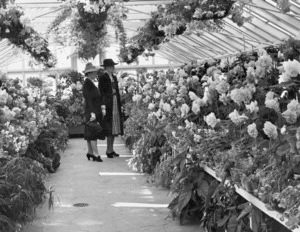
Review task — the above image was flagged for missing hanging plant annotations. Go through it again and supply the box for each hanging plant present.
[48,0,129,60]
[119,0,291,64]
[0,3,56,68]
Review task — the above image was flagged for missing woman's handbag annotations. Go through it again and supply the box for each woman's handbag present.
[86,121,103,134]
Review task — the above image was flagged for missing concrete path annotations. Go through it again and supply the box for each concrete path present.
[24,138,201,232]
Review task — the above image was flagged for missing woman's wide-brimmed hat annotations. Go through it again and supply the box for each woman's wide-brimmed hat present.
[83,62,100,74]
[101,59,118,67]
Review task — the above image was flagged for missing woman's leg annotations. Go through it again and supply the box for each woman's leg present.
[106,136,114,153]
[90,140,103,162]
[87,140,93,154]
[90,140,100,157]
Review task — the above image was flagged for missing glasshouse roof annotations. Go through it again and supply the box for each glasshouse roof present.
[1,0,300,68]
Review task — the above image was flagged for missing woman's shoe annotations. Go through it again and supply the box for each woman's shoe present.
[112,151,120,157]
[86,153,94,161]
[93,156,103,162]
[106,152,114,158]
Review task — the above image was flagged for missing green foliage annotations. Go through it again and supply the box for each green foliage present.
[0,157,46,232]
[27,77,44,88]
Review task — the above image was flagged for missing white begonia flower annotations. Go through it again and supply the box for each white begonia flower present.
[127,85,135,93]
[265,91,280,112]
[194,134,201,142]
[278,72,291,84]
[132,94,142,102]
[154,92,160,99]
[283,59,300,77]
[143,96,151,103]
[148,103,155,110]
[230,87,253,106]
[263,121,278,140]
[171,100,176,106]
[204,112,220,128]
[159,99,164,109]
[246,101,259,114]
[27,95,35,104]
[247,123,258,138]
[228,110,248,125]
[287,99,300,116]
[163,103,171,112]
[180,103,190,117]
[282,109,298,124]
[215,80,230,95]
[178,77,184,86]
[281,125,287,135]
[192,75,199,83]
[192,100,200,114]
[154,109,162,118]
[39,102,46,108]
[189,91,198,101]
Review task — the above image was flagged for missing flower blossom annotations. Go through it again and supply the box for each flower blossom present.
[192,100,200,114]
[180,103,190,117]
[228,110,248,125]
[278,72,291,84]
[282,99,300,124]
[0,89,9,105]
[247,123,258,138]
[163,103,171,112]
[143,96,151,103]
[148,103,155,110]
[281,125,287,135]
[127,85,135,93]
[282,59,300,77]
[132,94,142,102]
[189,91,198,101]
[154,92,160,99]
[230,87,253,105]
[204,112,220,128]
[263,121,278,140]
[215,80,230,95]
[246,101,259,114]
[265,91,280,112]
[192,75,199,83]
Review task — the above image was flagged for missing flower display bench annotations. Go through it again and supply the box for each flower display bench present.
[68,124,84,137]
[201,165,300,232]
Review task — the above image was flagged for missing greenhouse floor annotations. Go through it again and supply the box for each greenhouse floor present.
[24,138,202,232]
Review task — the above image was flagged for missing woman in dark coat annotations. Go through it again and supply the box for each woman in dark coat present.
[82,62,105,162]
[98,59,124,158]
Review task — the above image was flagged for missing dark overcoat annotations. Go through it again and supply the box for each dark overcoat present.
[98,72,124,136]
[82,78,105,140]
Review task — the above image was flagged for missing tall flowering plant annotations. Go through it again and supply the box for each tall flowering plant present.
[0,74,68,231]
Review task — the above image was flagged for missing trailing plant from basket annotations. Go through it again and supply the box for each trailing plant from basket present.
[119,0,291,63]
[0,3,56,68]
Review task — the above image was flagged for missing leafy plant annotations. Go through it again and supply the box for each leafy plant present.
[0,157,46,232]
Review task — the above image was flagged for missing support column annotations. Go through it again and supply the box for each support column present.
[22,55,26,87]
[71,54,78,71]
[99,49,107,65]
